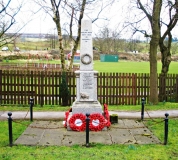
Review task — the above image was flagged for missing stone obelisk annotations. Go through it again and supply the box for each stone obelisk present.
[71,18,102,115]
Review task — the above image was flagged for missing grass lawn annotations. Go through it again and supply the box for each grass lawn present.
[0,118,178,160]
[4,59,178,74]
[0,102,178,112]
[93,60,178,74]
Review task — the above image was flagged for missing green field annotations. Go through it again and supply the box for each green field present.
[93,61,178,74]
[2,59,178,74]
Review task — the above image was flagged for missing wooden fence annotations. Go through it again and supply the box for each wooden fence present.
[0,70,178,106]
[0,63,79,71]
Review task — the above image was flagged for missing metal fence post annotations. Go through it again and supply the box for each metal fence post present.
[30,98,34,121]
[86,113,90,147]
[141,98,145,120]
[8,112,13,147]
[164,113,169,145]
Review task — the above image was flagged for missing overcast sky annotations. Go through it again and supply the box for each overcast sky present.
[8,0,178,40]
[9,0,140,38]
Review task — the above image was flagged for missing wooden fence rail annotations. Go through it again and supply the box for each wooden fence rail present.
[0,63,79,71]
[0,70,178,106]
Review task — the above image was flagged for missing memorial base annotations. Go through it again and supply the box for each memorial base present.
[65,100,109,131]
[71,100,103,115]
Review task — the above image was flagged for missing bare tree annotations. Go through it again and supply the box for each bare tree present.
[124,0,161,104]
[34,0,115,71]
[126,0,178,104]
[94,27,123,53]
[0,0,23,48]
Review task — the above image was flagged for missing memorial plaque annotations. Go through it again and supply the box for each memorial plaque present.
[78,72,97,101]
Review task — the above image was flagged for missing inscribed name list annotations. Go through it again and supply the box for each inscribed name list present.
[79,72,96,101]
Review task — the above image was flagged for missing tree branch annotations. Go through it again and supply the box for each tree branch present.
[137,0,152,25]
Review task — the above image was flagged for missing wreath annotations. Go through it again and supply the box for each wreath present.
[89,113,106,131]
[81,54,92,65]
[69,113,86,131]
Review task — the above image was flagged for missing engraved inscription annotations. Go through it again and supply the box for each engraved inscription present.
[81,29,92,42]
[82,73,93,89]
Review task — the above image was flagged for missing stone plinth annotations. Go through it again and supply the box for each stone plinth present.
[75,70,98,102]
[71,100,102,115]
[72,70,102,115]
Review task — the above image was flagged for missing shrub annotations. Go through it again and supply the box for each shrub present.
[59,72,70,106]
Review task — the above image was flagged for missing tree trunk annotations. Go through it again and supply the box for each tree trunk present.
[160,48,171,75]
[159,33,172,75]
[149,38,158,104]
[57,24,66,71]
[51,0,66,71]
[149,0,162,104]
[158,28,172,102]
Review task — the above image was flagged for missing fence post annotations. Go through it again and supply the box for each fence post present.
[86,113,90,147]
[141,98,145,120]
[40,71,44,107]
[30,98,34,121]
[8,112,13,147]
[164,113,169,145]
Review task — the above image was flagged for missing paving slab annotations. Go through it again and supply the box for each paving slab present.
[14,120,161,146]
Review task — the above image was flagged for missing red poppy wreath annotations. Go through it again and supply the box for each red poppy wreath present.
[69,113,86,131]
[89,113,106,131]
